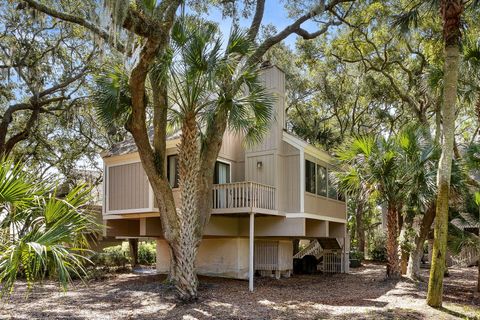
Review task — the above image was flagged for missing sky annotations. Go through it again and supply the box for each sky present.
[191,1,320,49]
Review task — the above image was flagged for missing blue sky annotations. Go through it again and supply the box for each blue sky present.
[192,1,319,49]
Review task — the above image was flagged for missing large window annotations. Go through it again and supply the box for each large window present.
[168,155,230,188]
[305,159,344,202]
[327,175,338,199]
[316,165,327,197]
[305,160,316,194]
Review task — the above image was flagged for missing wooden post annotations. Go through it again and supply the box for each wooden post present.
[249,212,255,292]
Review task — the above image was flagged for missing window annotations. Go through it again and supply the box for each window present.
[305,159,345,202]
[214,161,230,184]
[327,175,338,200]
[167,155,178,188]
[316,165,327,196]
[168,156,230,188]
[305,160,316,194]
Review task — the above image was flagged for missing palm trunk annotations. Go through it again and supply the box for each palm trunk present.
[171,112,201,301]
[427,0,462,304]
[407,204,436,280]
[386,204,401,278]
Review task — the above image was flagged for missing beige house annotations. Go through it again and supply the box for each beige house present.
[101,65,348,290]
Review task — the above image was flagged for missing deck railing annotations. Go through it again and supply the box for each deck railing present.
[212,181,276,211]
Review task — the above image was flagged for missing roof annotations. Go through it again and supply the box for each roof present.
[101,130,181,158]
[282,129,334,163]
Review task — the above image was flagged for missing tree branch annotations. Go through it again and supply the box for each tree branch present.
[247,0,266,41]
[248,0,352,64]
[294,20,341,39]
[22,0,125,53]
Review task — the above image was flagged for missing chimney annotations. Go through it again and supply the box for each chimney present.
[259,63,286,135]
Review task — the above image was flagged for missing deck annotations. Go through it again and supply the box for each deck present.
[212,181,279,215]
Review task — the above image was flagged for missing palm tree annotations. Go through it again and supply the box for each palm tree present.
[0,158,99,296]
[397,128,438,279]
[94,17,273,300]
[335,136,406,278]
[426,0,464,307]
[335,126,439,279]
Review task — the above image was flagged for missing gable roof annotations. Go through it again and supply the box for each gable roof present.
[101,130,181,158]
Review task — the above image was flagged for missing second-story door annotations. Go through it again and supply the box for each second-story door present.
[214,161,230,208]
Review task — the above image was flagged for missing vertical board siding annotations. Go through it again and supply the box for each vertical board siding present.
[248,67,285,153]
[245,154,275,186]
[219,130,245,161]
[108,162,149,210]
[280,154,300,212]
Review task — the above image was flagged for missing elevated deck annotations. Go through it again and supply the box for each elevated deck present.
[212,181,278,215]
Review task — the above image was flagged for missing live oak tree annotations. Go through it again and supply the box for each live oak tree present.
[0,1,114,186]
[24,0,354,300]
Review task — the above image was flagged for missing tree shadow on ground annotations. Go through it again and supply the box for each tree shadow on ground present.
[2,263,478,320]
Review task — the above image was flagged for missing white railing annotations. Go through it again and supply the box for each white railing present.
[451,246,479,267]
[212,181,276,211]
[293,239,322,259]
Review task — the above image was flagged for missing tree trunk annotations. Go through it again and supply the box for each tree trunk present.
[386,204,401,278]
[355,199,366,254]
[477,261,480,293]
[170,112,202,301]
[399,212,414,275]
[129,238,139,267]
[407,204,436,280]
[427,1,461,304]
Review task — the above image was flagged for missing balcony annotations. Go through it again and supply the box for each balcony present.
[212,181,278,215]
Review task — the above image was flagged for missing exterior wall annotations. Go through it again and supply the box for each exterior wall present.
[304,193,347,221]
[245,153,275,186]
[238,216,305,237]
[107,162,149,211]
[156,238,249,279]
[247,66,285,153]
[305,219,329,237]
[105,214,344,239]
[278,141,300,213]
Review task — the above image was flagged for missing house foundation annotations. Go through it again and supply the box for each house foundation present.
[156,238,250,279]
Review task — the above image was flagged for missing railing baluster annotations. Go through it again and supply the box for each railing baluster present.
[212,181,277,211]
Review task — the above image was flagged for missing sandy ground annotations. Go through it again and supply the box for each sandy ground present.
[0,262,479,319]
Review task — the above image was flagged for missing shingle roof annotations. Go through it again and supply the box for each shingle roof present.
[101,130,181,158]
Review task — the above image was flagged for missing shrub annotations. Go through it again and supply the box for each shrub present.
[91,245,129,268]
[350,250,364,261]
[138,241,156,265]
[368,231,388,262]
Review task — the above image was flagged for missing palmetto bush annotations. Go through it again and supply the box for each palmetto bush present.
[0,158,100,296]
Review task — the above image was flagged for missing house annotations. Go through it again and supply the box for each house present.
[101,65,348,290]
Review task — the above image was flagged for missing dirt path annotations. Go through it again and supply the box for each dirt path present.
[0,263,478,319]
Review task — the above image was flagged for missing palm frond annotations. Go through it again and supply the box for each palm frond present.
[93,64,132,129]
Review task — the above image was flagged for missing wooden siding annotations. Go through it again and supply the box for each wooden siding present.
[245,153,275,186]
[108,162,149,210]
[278,153,300,212]
[247,66,285,153]
[304,193,346,220]
[219,130,244,161]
